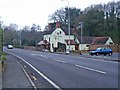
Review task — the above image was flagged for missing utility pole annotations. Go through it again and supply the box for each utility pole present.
[18,26,22,48]
[79,22,83,55]
[61,0,70,53]
[20,31,22,47]
[68,0,70,53]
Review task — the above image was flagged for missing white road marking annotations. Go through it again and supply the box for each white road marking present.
[31,54,48,58]
[40,55,44,58]
[31,54,37,56]
[53,54,59,55]
[31,53,66,63]
[16,59,37,90]
[53,59,66,63]
[7,52,61,90]
[75,64,107,74]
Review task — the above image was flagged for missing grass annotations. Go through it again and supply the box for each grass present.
[0,52,7,71]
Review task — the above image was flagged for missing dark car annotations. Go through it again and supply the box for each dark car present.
[7,45,13,49]
[89,47,112,56]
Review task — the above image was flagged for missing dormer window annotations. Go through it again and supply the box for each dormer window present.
[60,31,61,34]
[49,37,50,42]
[109,42,113,44]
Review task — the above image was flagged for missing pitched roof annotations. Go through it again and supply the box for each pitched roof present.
[61,27,74,35]
[43,27,74,35]
[43,28,55,35]
[77,36,110,44]
[92,37,110,44]
[37,40,49,45]
[77,36,94,44]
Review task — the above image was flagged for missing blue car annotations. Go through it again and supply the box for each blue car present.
[89,47,113,56]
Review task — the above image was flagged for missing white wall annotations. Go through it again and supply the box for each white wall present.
[43,28,76,52]
[79,44,89,50]
[105,37,114,45]
[64,35,74,40]
[44,35,50,42]
[66,45,75,51]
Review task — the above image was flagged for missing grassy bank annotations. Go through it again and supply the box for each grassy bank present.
[0,27,3,71]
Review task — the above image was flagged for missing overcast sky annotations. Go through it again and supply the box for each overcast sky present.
[0,0,118,30]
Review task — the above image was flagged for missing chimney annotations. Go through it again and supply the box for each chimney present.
[56,21,60,28]
[48,23,52,30]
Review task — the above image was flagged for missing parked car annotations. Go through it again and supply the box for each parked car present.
[89,47,112,56]
[7,45,13,49]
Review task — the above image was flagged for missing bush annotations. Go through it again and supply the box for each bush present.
[0,52,7,61]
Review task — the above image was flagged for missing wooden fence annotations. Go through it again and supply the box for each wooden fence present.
[89,44,120,52]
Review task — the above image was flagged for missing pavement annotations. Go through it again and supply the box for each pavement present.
[2,54,33,89]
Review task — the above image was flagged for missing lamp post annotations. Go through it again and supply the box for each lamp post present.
[18,26,22,48]
[68,1,70,53]
[19,31,22,47]
[79,22,83,55]
[61,0,70,53]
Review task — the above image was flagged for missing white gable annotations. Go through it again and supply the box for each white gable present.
[52,28,65,36]
[105,37,114,45]
[51,28,66,45]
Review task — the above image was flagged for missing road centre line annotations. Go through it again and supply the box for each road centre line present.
[53,59,66,63]
[7,52,62,90]
[31,54,49,59]
[40,55,44,57]
[31,54,37,56]
[31,53,64,61]
[75,64,107,74]
[31,53,66,63]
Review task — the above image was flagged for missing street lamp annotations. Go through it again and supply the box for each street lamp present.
[79,22,83,55]
[61,0,70,53]
[18,26,22,48]
[68,1,70,53]
[19,31,22,47]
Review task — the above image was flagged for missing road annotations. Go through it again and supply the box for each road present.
[4,47,119,89]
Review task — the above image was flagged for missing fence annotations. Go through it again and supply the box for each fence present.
[89,44,120,52]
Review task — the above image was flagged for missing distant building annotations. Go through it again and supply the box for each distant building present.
[38,22,114,52]
[76,36,114,51]
[43,22,77,52]
[92,37,114,45]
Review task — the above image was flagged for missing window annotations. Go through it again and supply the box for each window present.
[109,42,113,44]
[49,37,50,42]
[60,31,62,34]
[86,45,89,47]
